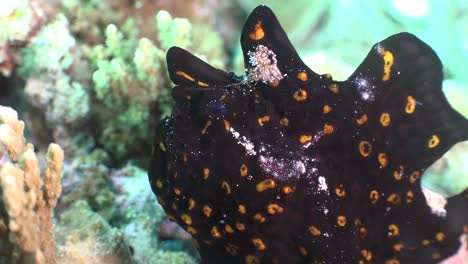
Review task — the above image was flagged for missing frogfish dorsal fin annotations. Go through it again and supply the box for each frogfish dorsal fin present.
[240,5,314,82]
[342,32,468,263]
[166,46,235,87]
[346,32,467,171]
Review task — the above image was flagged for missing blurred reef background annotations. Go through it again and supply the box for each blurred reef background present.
[0,0,467,263]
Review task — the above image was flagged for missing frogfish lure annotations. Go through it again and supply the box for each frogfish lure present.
[149,5,468,264]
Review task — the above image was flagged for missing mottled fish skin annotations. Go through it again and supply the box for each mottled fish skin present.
[149,5,468,264]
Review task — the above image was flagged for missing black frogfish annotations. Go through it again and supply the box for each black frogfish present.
[149,5,468,264]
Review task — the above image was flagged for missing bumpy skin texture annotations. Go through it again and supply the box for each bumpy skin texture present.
[149,5,468,264]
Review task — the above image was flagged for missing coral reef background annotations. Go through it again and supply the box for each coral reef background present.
[0,0,466,263]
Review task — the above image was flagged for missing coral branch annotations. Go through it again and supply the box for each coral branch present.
[0,105,64,264]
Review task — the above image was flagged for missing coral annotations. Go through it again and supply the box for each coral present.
[57,163,198,263]
[20,14,89,122]
[91,22,162,159]
[19,15,75,77]
[111,165,197,263]
[156,11,192,51]
[4,7,228,263]
[19,14,92,157]
[0,43,14,77]
[0,0,46,77]
[61,0,239,48]
[151,251,197,264]
[154,9,226,67]
[55,200,134,264]
[59,152,116,221]
[0,105,64,264]
[90,10,227,160]
[61,0,123,45]
[113,168,163,263]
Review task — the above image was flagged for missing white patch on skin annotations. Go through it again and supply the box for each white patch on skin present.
[229,127,256,155]
[302,131,325,149]
[247,45,284,84]
[294,161,306,174]
[258,150,316,181]
[353,76,375,101]
[318,176,328,191]
[258,155,283,179]
[375,43,383,54]
[258,155,300,180]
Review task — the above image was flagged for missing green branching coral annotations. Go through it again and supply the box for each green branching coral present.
[18,15,91,156]
[156,11,192,51]
[91,22,162,159]
[61,0,123,45]
[90,10,227,161]
[19,15,76,76]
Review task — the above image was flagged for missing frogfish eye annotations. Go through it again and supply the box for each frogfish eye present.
[205,100,227,119]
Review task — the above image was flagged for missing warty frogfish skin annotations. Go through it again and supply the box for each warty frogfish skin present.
[149,5,468,264]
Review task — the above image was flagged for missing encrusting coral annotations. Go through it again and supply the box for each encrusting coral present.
[54,200,134,264]
[59,154,117,222]
[0,105,64,264]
